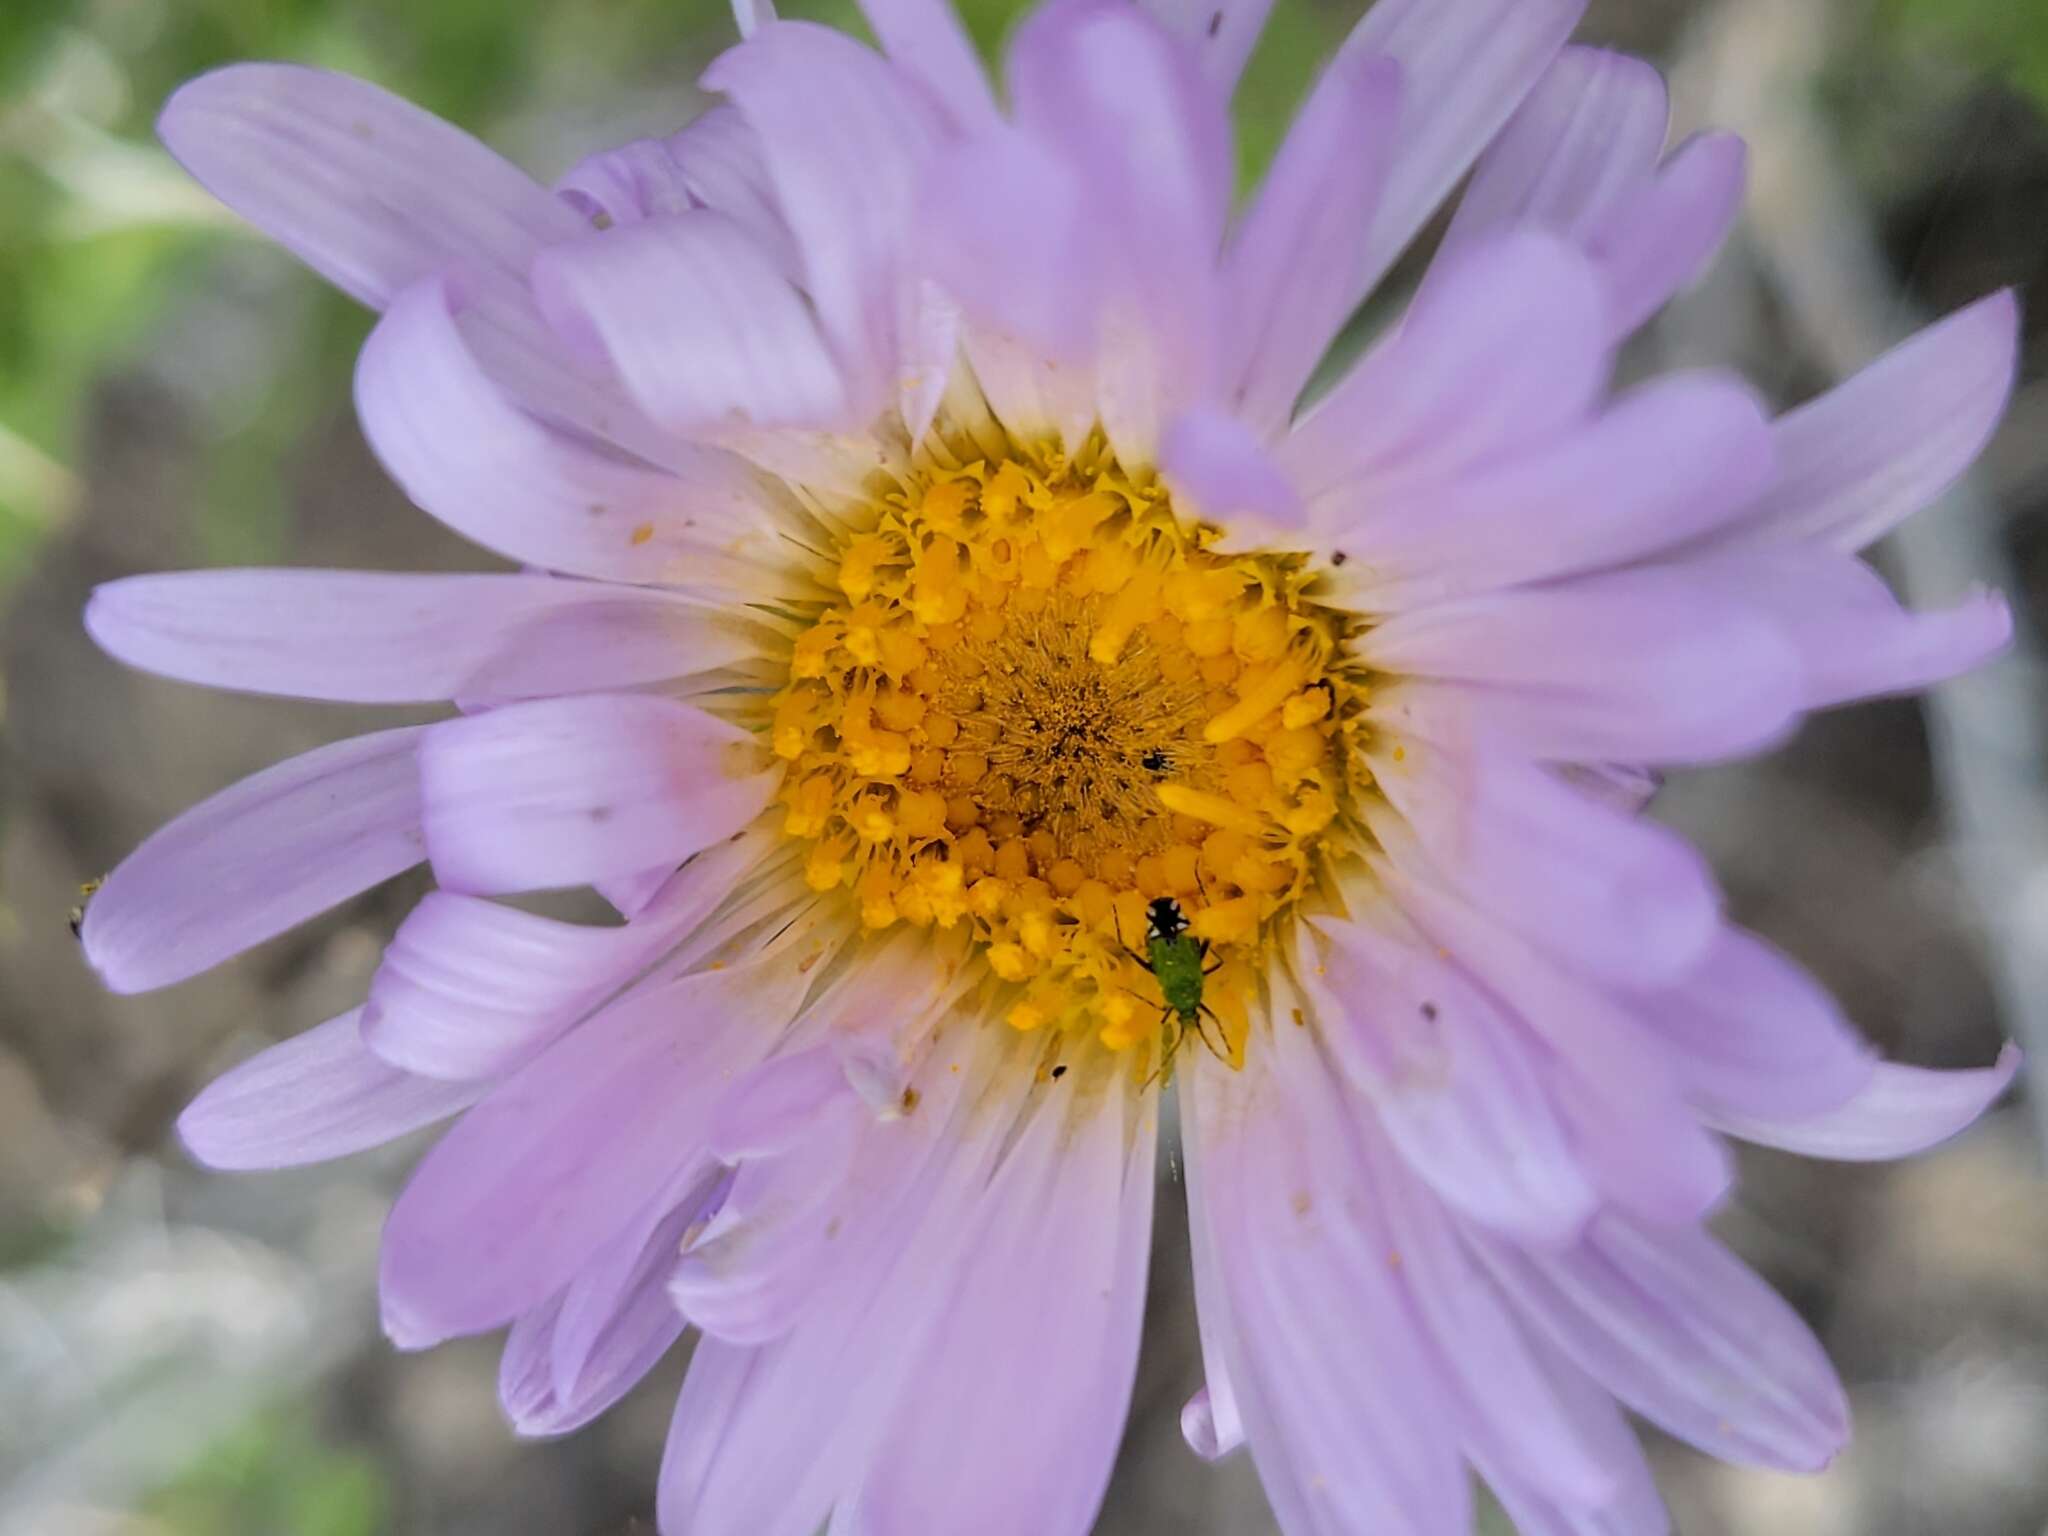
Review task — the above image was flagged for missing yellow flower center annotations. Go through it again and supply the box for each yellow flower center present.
[771,440,1360,1071]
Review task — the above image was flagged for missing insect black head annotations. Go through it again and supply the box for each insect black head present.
[1146,896,1188,942]
[1140,748,1172,775]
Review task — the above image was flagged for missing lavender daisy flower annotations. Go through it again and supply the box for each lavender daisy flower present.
[83,0,2022,1529]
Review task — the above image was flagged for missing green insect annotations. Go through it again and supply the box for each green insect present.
[1124,897,1227,1068]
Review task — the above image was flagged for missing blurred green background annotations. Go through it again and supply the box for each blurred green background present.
[2,1,2046,1533]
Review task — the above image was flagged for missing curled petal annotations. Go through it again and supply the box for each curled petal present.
[1711,1045,2020,1161]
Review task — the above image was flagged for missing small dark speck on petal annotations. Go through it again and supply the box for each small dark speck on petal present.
[1207,9,1223,35]
[1420,1001,1438,1021]
[1331,550,1349,567]
[589,805,615,824]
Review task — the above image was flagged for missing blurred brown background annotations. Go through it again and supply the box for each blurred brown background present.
[2,0,2046,1530]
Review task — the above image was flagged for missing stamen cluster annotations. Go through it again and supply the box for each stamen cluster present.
[771,441,1359,1065]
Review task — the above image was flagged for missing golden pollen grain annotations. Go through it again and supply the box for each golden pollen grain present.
[770,440,1361,1070]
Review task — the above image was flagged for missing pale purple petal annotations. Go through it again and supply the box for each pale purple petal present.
[855,0,997,126]
[354,278,782,593]
[1327,372,1774,612]
[659,1048,1006,1535]
[1436,46,1668,265]
[1179,1385,1243,1463]
[178,1009,482,1171]
[731,0,777,37]
[848,1091,1156,1536]
[532,211,850,433]
[1479,1333,1673,1536]
[660,106,801,270]
[1159,408,1305,535]
[501,1184,713,1436]
[1366,751,1718,986]
[555,106,799,282]
[1223,53,1401,437]
[1633,928,1877,1123]
[1282,230,1608,509]
[1180,1029,1472,1536]
[1364,565,1805,765]
[1711,1045,2020,1160]
[708,1044,860,1161]
[158,63,583,310]
[1590,132,1747,339]
[674,982,980,1347]
[364,894,636,1078]
[914,125,1099,364]
[1297,918,1599,1243]
[1381,863,1735,1225]
[417,692,776,896]
[703,23,947,411]
[1350,1115,1618,1510]
[499,1280,683,1437]
[1009,1,1233,465]
[84,726,426,994]
[958,323,1099,453]
[86,570,756,704]
[1334,0,1586,321]
[554,139,697,226]
[362,830,767,1079]
[1722,290,2021,551]
[1180,1078,1250,1465]
[1702,545,2012,709]
[554,1160,732,1394]
[1481,1214,1850,1472]
[671,1101,873,1345]
[596,863,686,921]
[896,276,961,447]
[1138,0,1277,94]
[379,952,807,1348]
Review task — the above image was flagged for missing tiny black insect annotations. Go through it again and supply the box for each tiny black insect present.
[1050,1063,1068,1080]
[68,877,104,941]
[1140,748,1172,775]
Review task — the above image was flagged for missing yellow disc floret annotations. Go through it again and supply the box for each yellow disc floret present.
[770,437,1361,1073]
